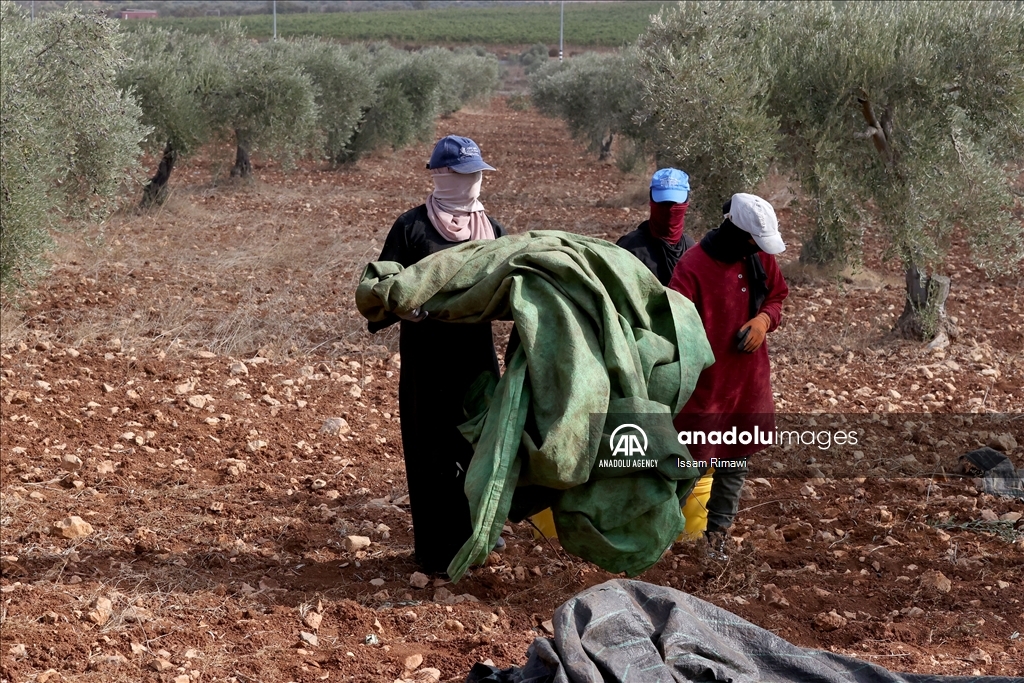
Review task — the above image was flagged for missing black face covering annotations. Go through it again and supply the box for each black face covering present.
[700,200,770,318]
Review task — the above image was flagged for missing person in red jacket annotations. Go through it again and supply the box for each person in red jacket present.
[668,193,789,560]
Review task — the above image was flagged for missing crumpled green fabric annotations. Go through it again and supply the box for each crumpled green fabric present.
[356,231,714,581]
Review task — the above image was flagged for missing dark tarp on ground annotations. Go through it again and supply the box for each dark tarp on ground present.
[466,580,1023,683]
[357,231,715,580]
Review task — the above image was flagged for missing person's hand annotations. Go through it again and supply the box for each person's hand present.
[397,307,428,322]
[736,312,771,352]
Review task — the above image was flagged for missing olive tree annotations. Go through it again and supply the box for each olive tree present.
[529,50,647,163]
[1,1,146,289]
[339,44,443,163]
[270,37,375,166]
[768,1,1024,339]
[423,46,500,117]
[211,24,320,178]
[632,1,779,230]
[119,26,224,205]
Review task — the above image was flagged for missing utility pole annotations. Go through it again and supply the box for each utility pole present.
[273,0,277,40]
[559,0,564,61]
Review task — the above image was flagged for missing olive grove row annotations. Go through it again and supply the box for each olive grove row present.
[531,1,1023,339]
[0,1,498,287]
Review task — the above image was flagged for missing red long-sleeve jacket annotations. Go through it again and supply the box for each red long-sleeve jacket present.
[668,245,789,460]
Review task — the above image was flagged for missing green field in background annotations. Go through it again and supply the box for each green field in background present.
[138,2,672,46]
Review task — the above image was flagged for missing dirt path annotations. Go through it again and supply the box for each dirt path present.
[1,98,1022,682]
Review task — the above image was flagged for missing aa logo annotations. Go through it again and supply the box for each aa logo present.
[609,424,648,458]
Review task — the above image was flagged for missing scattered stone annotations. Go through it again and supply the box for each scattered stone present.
[968,647,992,666]
[8,643,27,658]
[122,606,153,623]
[96,460,116,474]
[979,509,999,522]
[404,654,424,672]
[151,658,174,672]
[878,508,894,523]
[303,610,323,631]
[37,669,60,682]
[813,610,847,631]
[220,457,249,474]
[87,597,113,625]
[987,433,1017,453]
[52,516,94,539]
[246,440,267,453]
[1000,512,1022,523]
[299,631,319,647]
[403,611,418,622]
[919,570,952,594]
[344,535,371,552]
[370,578,385,587]
[414,668,441,683]
[349,384,363,399]
[444,619,465,632]
[434,587,453,602]
[409,572,430,588]
[540,619,554,635]
[320,417,351,436]
[761,584,790,607]
[229,361,249,376]
[89,654,128,670]
[187,395,207,409]
[780,521,813,543]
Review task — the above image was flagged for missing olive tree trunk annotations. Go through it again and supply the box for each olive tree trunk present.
[231,129,252,178]
[140,141,178,208]
[599,132,614,161]
[895,264,954,344]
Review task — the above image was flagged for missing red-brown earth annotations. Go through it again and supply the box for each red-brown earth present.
[1,97,1022,682]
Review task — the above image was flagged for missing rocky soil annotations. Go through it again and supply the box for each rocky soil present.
[1,97,1022,682]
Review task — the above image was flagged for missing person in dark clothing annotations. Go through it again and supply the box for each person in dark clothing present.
[668,193,789,561]
[616,168,695,284]
[368,135,506,574]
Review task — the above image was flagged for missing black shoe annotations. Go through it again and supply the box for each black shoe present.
[704,531,729,561]
[493,536,506,552]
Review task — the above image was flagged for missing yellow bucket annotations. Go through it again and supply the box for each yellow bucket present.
[529,473,714,542]
[678,472,713,541]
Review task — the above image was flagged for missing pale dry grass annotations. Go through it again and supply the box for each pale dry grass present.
[2,178,391,359]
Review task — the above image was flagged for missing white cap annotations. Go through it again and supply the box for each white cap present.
[727,193,785,255]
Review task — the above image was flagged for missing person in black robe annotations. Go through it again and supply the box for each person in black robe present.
[368,135,506,574]
[616,168,694,284]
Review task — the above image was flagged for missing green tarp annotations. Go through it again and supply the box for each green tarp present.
[356,231,714,580]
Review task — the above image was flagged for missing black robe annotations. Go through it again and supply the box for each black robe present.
[615,220,695,285]
[371,204,506,573]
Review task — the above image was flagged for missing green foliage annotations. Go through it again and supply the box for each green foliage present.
[529,51,647,162]
[769,1,1024,274]
[339,44,442,162]
[518,42,550,75]
[632,1,780,230]
[422,46,500,117]
[138,2,672,47]
[270,37,375,164]
[210,23,321,170]
[1,1,146,290]
[118,25,223,158]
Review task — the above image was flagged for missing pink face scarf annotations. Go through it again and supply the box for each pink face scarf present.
[425,167,495,242]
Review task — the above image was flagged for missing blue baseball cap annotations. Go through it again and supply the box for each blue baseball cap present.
[427,135,496,173]
[650,168,690,203]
